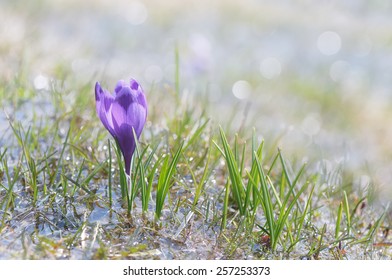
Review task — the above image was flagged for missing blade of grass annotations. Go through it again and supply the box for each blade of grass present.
[254,152,276,246]
[0,158,21,230]
[70,158,85,197]
[108,139,112,208]
[278,150,305,211]
[65,160,106,195]
[216,127,245,215]
[343,191,351,235]
[253,149,309,251]
[273,179,309,251]
[113,140,130,211]
[351,207,388,246]
[144,151,164,213]
[183,118,209,151]
[192,146,212,210]
[335,202,343,239]
[132,128,148,212]
[221,181,231,230]
[314,224,327,259]
[51,126,70,187]
[295,183,315,242]
[155,142,183,219]
[245,140,263,211]
[8,123,41,204]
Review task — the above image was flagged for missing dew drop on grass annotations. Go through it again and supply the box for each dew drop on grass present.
[124,1,148,26]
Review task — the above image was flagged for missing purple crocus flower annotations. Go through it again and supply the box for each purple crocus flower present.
[95,78,147,175]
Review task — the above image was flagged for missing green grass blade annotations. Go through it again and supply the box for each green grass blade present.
[155,142,183,219]
[217,127,245,215]
[254,151,276,245]
[279,150,305,210]
[183,118,209,151]
[245,141,263,211]
[51,126,71,187]
[145,151,163,213]
[335,202,343,239]
[273,181,309,250]
[221,181,231,230]
[107,139,113,208]
[343,191,351,235]
[296,183,315,243]
[113,140,130,209]
[132,128,149,212]
[155,156,170,217]
[192,146,212,209]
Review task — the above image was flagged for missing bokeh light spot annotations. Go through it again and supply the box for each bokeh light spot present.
[125,1,148,25]
[317,31,341,55]
[232,80,252,100]
[33,75,49,90]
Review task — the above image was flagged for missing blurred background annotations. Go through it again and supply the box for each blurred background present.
[1,0,392,200]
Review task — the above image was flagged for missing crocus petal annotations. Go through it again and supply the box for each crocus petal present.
[110,101,147,174]
[115,86,135,111]
[129,78,148,116]
[129,78,139,90]
[112,120,136,175]
[95,78,147,175]
[126,102,147,136]
[115,80,126,94]
[95,82,115,136]
[136,91,147,115]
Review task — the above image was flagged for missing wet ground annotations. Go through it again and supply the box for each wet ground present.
[0,0,391,259]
